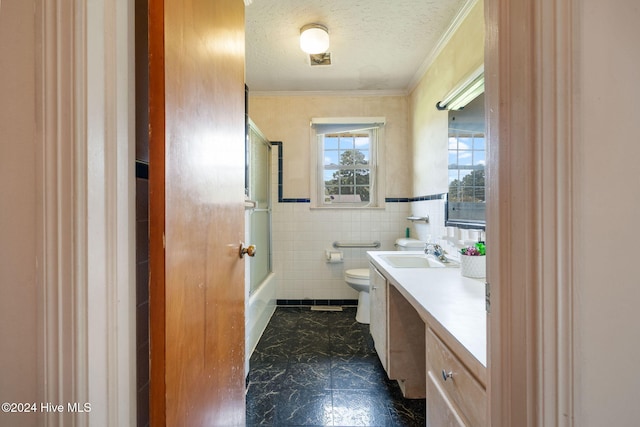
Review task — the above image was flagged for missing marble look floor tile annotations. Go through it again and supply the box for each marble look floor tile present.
[250,345,291,365]
[290,349,333,364]
[330,329,376,357]
[282,362,331,391]
[330,352,379,365]
[246,382,279,425]
[328,318,361,331]
[331,362,390,391]
[293,330,330,349]
[247,307,425,426]
[294,314,330,331]
[331,390,392,426]
[388,396,426,427]
[276,389,333,426]
[247,362,288,385]
[266,308,306,329]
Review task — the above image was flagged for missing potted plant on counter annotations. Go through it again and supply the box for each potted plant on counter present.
[460,241,486,278]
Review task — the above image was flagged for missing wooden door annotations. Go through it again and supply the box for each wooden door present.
[148,0,246,425]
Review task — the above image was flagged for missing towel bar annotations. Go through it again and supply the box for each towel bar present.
[332,241,381,249]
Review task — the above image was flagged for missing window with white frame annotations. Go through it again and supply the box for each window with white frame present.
[311,117,385,208]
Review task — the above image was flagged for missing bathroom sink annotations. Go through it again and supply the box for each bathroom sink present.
[379,254,455,268]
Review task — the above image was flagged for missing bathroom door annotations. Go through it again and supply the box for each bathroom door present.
[148,0,246,425]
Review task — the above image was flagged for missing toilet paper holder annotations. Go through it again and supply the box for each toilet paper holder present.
[325,250,344,263]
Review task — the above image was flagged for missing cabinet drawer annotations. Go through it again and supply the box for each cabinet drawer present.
[427,328,486,427]
[426,370,468,427]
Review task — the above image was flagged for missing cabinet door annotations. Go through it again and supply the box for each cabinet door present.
[427,371,469,427]
[369,263,387,370]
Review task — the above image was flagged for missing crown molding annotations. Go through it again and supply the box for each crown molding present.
[248,89,408,97]
[406,0,481,93]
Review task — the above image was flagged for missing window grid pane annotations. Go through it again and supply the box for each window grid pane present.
[448,130,485,203]
[322,131,372,204]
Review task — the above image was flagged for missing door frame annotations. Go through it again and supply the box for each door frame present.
[42,0,137,425]
[485,0,575,425]
[49,0,579,424]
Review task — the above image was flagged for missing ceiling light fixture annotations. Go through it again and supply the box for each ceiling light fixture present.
[299,24,330,54]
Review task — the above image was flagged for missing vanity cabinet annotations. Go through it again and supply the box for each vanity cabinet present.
[367,253,487,424]
[426,328,486,426]
[369,263,388,370]
[369,263,426,398]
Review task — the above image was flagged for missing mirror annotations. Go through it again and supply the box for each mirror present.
[446,92,485,230]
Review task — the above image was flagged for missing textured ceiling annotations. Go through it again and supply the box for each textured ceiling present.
[245,0,469,93]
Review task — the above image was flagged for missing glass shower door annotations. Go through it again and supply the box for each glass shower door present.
[248,124,271,294]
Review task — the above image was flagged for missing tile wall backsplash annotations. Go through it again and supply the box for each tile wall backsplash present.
[267,152,484,301]
[410,199,486,261]
[270,150,410,300]
[272,200,411,300]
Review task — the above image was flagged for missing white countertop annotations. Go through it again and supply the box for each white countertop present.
[367,251,487,367]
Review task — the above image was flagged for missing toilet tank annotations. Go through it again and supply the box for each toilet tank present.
[394,238,426,251]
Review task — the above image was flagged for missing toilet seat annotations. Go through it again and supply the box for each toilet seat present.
[344,268,371,324]
[344,269,370,287]
[345,268,370,280]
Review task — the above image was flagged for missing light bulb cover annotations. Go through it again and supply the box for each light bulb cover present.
[300,24,329,54]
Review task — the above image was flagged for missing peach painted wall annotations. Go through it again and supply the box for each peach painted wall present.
[0,1,40,426]
[248,95,412,300]
[409,0,484,198]
[407,1,484,247]
[249,94,411,199]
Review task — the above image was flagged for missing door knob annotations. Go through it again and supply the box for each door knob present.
[442,369,454,381]
[239,243,257,258]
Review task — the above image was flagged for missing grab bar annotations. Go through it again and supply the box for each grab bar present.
[333,241,381,249]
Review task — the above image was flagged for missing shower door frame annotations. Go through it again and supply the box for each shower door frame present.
[246,120,273,295]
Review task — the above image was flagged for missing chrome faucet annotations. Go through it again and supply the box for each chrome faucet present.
[425,242,449,263]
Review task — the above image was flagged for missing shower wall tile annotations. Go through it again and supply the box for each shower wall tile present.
[270,151,411,300]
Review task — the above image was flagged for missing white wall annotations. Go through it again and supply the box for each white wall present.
[573,1,640,424]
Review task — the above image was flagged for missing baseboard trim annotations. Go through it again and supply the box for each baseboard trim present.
[277,299,358,307]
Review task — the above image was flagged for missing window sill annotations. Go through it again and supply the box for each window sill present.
[309,205,386,211]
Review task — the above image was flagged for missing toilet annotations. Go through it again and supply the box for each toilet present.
[344,268,371,324]
[344,238,425,324]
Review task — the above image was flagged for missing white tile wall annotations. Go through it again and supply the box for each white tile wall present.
[266,150,486,301]
[270,151,411,300]
[410,199,486,262]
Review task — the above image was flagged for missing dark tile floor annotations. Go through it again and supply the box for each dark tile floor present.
[246,307,426,426]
